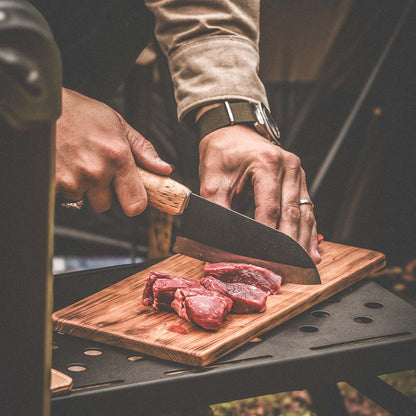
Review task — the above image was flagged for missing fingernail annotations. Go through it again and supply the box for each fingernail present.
[313,248,321,263]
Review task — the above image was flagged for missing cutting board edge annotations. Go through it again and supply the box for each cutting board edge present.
[52,318,208,367]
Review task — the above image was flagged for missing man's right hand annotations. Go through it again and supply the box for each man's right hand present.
[56,88,173,216]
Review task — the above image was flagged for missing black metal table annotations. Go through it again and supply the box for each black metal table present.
[51,262,416,416]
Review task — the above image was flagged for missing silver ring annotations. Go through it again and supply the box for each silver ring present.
[60,199,86,211]
[299,199,313,207]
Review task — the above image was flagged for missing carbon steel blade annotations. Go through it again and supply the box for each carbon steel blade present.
[174,194,321,284]
[174,237,320,284]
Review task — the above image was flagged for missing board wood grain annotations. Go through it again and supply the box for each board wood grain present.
[53,241,385,366]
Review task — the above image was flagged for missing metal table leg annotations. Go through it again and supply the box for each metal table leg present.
[309,384,349,416]
[348,376,416,416]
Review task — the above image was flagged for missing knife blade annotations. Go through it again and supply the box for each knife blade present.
[137,167,321,284]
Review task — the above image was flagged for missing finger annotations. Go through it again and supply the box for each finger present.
[309,221,321,264]
[252,167,283,228]
[86,185,112,213]
[125,122,173,175]
[298,170,315,249]
[277,154,301,240]
[113,154,148,217]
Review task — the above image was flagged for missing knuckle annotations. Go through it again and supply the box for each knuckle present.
[200,183,220,198]
[84,167,103,184]
[259,148,281,165]
[105,141,129,166]
[127,131,141,148]
[129,133,156,154]
[302,210,316,228]
[58,177,81,197]
[285,153,301,171]
[263,202,281,220]
[283,204,301,224]
[141,139,157,154]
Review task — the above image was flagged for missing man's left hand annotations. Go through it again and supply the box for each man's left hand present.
[198,124,321,264]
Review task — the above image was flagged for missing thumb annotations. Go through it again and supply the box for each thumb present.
[125,122,173,176]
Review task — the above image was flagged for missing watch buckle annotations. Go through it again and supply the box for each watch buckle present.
[224,101,235,125]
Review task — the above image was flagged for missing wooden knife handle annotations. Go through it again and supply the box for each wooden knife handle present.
[137,167,191,215]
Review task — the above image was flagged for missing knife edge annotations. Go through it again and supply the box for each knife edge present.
[174,236,321,285]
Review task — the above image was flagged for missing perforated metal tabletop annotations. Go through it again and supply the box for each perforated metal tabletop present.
[51,263,416,416]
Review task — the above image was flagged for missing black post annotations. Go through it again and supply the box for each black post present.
[0,1,61,416]
[348,377,416,416]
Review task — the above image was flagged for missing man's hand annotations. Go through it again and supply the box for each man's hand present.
[56,88,172,215]
[199,124,321,264]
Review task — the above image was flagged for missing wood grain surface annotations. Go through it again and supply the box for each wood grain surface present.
[137,167,190,215]
[53,241,385,366]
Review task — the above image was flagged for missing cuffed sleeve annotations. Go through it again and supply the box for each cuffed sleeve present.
[144,0,269,123]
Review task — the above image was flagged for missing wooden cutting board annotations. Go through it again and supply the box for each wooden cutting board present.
[53,241,385,366]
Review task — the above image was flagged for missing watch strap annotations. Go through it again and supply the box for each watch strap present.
[197,101,257,139]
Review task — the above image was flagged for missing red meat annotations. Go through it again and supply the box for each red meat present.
[204,263,282,294]
[152,276,201,310]
[200,276,267,313]
[142,272,200,310]
[142,272,172,306]
[172,288,232,331]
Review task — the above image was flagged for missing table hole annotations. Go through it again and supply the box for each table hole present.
[52,343,59,350]
[67,364,87,372]
[354,316,373,324]
[311,310,331,318]
[127,355,145,362]
[83,348,103,356]
[364,302,384,309]
[250,337,263,343]
[299,325,319,333]
[326,296,341,303]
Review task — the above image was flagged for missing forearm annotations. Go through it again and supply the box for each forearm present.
[144,0,268,124]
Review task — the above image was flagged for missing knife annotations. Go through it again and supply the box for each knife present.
[137,167,321,285]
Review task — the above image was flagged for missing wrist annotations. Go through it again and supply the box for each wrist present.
[195,102,223,123]
[195,100,281,146]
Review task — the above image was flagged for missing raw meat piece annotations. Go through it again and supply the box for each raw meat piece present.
[200,276,267,313]
[142,272,200,309]
[317,233,324,243]
[204,263,282,294]
[172,287,223,319]
[185,295,232,331]
[172,288,232,331]
[142,272,172,306]
[152,275,201,310]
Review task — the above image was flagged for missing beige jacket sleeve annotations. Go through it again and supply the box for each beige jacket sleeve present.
[144,0,268,124]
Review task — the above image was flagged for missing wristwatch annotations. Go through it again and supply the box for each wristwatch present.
[196,101,281,146]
